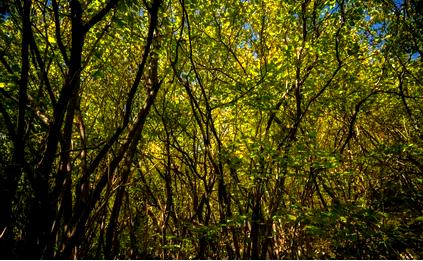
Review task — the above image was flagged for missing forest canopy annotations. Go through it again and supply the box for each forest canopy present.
[0,0,422,259]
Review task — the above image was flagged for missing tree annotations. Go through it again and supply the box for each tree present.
[0,0,421,259]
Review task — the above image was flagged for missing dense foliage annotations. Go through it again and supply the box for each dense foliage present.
[0,0,422,259]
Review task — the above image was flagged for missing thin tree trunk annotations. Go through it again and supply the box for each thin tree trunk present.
[0,0,31,257]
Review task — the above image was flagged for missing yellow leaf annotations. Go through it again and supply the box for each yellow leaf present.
[48,35,56,44]
[287,214,296,221]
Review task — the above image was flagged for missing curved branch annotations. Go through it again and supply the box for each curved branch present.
[52,0,69,65]
[83,0,120,32]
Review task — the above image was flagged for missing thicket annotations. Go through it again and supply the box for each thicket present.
[0,0,422,259]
